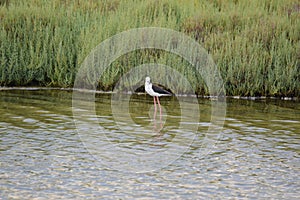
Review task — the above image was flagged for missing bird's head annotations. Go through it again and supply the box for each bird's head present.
[145,77,151,84]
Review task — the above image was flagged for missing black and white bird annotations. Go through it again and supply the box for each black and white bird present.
[145,77,172,108]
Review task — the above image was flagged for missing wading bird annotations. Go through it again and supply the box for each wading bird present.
[144,76,172,118]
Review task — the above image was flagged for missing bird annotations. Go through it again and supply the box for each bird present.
[144,76,172,112]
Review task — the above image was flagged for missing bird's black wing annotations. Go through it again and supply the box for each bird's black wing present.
[152,84,172,95]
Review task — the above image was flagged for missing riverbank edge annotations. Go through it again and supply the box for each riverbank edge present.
[0,87,299,101]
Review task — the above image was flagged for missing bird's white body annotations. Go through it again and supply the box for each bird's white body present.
[145,77,171,97]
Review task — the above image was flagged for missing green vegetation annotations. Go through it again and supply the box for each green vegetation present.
[0,0,299,97]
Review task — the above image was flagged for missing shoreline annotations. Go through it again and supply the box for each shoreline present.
[0,86,298,101]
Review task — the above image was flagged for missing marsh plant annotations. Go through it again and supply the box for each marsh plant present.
[0,0,299,97]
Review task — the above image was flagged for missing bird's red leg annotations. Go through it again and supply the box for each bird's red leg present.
[156,96,162,121]
[153,96,157,129]
[153,96,157,111]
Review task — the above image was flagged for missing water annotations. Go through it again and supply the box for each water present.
[0,89,299,199]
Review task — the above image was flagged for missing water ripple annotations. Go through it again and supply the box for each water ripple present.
[0,91,299,199]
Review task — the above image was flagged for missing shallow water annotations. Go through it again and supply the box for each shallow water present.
[0,90,299,199]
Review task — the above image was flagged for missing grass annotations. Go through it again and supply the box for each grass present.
[0,0,299,97]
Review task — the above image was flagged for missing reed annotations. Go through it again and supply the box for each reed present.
[0,0,299,97]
